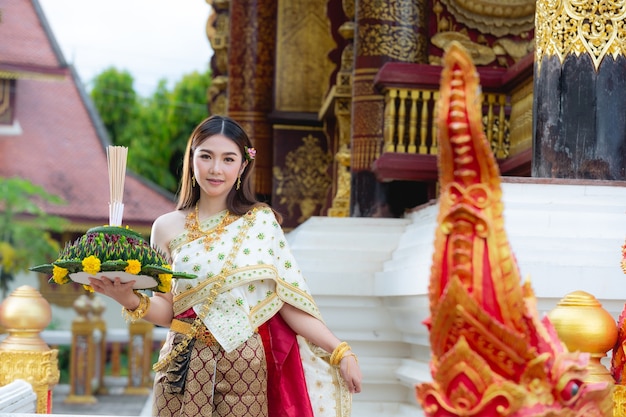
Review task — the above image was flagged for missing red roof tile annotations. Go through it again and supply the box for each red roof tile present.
[0,0,177,231]
[0,0,59,67]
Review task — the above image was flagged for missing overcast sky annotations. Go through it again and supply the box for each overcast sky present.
[38,0,214,97]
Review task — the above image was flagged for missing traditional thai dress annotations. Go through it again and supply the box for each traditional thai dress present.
[152,207,351,417]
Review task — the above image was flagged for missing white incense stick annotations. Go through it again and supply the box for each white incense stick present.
[106,146,128,226]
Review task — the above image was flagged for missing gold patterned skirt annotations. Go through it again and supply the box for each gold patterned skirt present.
[152,331,268,417]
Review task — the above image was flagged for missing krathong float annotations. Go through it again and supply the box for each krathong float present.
[31,146,195,293]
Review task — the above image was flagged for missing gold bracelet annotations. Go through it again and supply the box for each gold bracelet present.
[330,341,351,366]
[121,291,150,323]
[345,353,359,363]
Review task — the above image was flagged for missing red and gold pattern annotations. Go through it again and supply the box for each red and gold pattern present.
[153,333,267,417]
[611,242,626,387]
[416,42,612,417]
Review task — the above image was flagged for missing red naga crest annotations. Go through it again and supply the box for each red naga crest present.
[416,42,612,417]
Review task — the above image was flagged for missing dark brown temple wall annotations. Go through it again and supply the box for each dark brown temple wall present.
[351,0,428,217]
[227,0,277,196]
[533,54,626,180]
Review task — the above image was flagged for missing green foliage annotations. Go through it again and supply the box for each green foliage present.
[90,68,139,147]
[0,177,68,298]
[90,67,212,193]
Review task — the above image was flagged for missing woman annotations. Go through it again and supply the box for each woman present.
[89,115,362,417]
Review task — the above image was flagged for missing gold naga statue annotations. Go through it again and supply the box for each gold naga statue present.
[416,42,613,416]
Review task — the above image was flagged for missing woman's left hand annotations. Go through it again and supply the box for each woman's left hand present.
[340,351,362,393]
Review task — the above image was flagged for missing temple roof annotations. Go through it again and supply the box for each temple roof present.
[0,0,176,231]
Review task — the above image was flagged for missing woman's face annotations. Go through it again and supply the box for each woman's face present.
[192,134,246,203]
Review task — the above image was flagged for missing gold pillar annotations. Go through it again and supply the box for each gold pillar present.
[0,285,60,414]
[534,0,626,180]
[325,0,355,218]
[64,294,97,404]
[91,297,108,395]
[207,0,230,116]
[125,319,154,395]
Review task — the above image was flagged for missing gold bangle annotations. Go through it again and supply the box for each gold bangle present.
[121,291,150,323]
[345,353,359,363]
[330,341,351,366]
[330,341,348,365]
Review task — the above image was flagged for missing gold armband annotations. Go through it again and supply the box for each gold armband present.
[121,291,150,323]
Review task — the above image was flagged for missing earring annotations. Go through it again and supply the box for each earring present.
[236,176,241,190]
[192,176,196,187]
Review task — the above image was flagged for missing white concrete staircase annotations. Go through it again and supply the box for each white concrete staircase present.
[287,178,626,417]
[286,215,415,416]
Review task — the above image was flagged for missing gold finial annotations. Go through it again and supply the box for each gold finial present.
[0,285,52,352]
[548,290,618,383]
[0,286,59,413]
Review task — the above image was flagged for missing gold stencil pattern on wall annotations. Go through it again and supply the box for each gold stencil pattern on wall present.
[359,0,423,25]
[358,23,424,61]
[273,135,333,223]
[536,0,626,71]
[275,0,336,112]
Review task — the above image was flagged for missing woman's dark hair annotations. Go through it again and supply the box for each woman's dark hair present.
[176,115,263,216]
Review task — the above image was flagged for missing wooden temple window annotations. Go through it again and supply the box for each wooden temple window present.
[0,78,15,126]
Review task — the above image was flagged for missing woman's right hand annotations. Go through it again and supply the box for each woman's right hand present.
[88,276,139,310]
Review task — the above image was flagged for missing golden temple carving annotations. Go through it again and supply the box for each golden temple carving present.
[206,0,230,115]
[273,134,333,223]
[325,0,354,218]
[275,0,336,112]
[358,0,423,25]
[358,23,424,61]
[536,0,626,71]
[440,0,535,37]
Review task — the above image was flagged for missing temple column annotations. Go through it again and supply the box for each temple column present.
[320,0,355,218]
[206,0,230,116]
[350,0,428,217]
[227,0,277,197]
[534,0,626,180]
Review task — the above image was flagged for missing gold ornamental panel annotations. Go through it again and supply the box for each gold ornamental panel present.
[273,133,333,223]
[536,0,626,71]
[275,0,336,112]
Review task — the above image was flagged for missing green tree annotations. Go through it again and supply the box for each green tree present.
[127,80,179,191]
[0,177,67,299]
[90,67,139,147]
[90,67,211,193]
[162,69,212,184]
